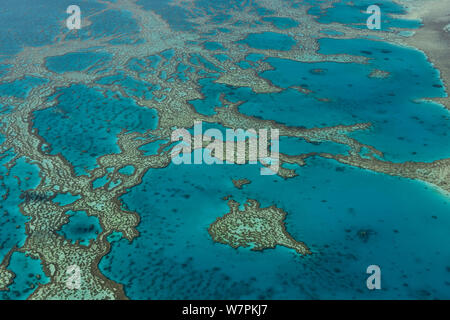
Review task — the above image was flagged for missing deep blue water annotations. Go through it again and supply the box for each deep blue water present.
[33,84,158,175]
[100,155,450,299]
[1,0,449,301]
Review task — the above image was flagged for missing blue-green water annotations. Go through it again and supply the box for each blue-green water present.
[0,154,41,262]
[0,251,49,300]
[0,149,45,300]
[139,140,169,156]
[97,2,449,299]
[118,165,136,175]
[0,0,110,57]
[279,136,350,156]
[236,39,449,162]
[309,0,422,31]
[240,32,297,51]
[58,210,102,246]
[262,17,299,30]
[1,0,449,301]
[52,193,81,206]
[46,51,112,74]
[0,76,48,99]
[100,155,450,299]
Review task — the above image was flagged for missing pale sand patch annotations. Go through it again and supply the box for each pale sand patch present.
[393,0,450,109]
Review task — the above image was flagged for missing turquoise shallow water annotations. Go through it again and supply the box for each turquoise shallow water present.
[100,155,450,299]
[1,0,449,301]
[237,38,450,162]
[261,17,299,30]
[0,251,49,300]
[46,51,112,74]
[118,165,136,175]
[52,193,81,206]
[57,210,102,246]
[240,32,297,51]
[0,0,125,57]
[97,72,159,99]
[0,141,46,299]
[33,84,158,175]
[279,136,350,156]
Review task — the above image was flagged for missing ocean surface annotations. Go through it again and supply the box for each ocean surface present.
[0,0,449,300]
[99,155,450,299]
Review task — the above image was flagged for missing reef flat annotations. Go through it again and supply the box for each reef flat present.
[0,0,449,299]
[393,0,450,110]
[209,199,311,255]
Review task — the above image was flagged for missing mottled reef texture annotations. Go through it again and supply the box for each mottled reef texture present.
[209,199,311,255]
[0,0,448,299]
